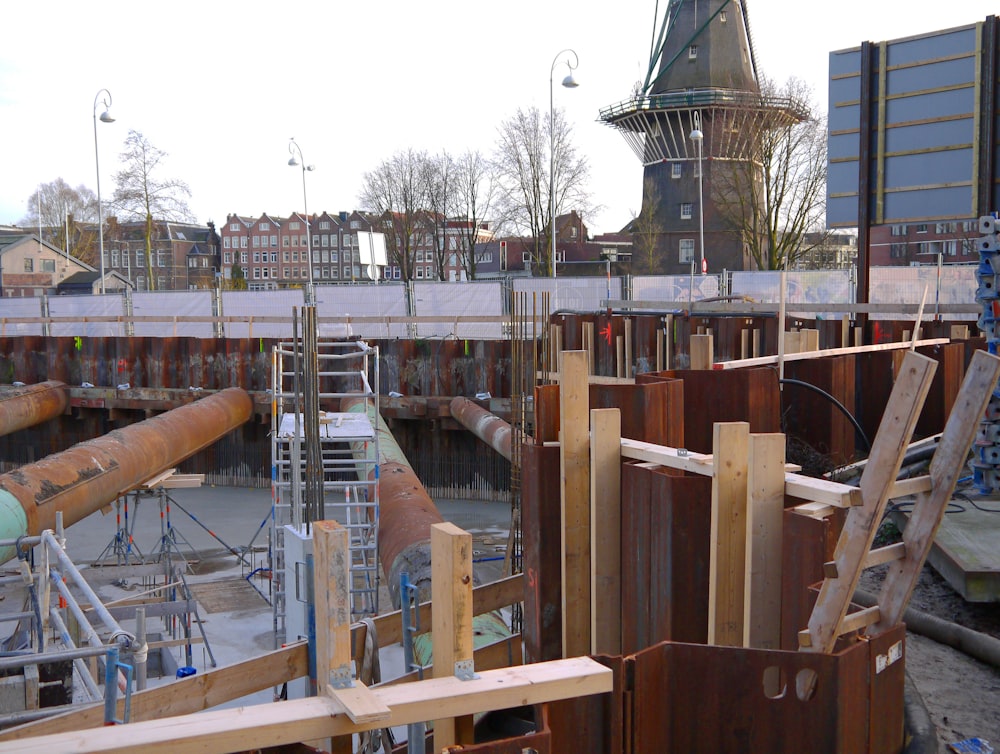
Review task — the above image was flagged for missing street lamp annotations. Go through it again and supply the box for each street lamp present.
[689,111,706,275]
[93,89,115,295]
[287,137,315,304]
[550,48,579,279]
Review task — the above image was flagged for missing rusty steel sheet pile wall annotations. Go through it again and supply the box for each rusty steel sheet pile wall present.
[0,381,67,437]
[0,387,252,563]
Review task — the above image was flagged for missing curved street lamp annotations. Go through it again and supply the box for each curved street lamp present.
[550,48,579,279]
[288,137,315,304]
[689,111,706,275]
[93,89,115,294]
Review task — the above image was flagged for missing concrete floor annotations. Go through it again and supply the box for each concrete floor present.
[1,485,514,719]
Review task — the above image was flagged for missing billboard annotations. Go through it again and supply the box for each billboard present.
[827,17,998,227]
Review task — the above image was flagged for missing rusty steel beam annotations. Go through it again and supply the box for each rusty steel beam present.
[0,381,68,437]
[449,397,512,461]
[0,387,253,563]
[342,395,446,609]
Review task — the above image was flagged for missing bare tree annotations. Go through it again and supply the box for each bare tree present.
[423,151,454,281]
[359,148,429,282]
[494,106,591,276]
[111,130,193,290]
[452,149,499,280]
[20,179,99,263]
[629,177,667,274]
[712,77,827,271]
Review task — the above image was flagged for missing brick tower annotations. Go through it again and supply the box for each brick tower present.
[600,0,803,274]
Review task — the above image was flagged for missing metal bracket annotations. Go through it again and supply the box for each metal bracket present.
[454,659,479,681]
[329,664,355,690]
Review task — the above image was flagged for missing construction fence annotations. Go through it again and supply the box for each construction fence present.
[0,265,978,340]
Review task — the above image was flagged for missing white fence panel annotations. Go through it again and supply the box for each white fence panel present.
[132,291,214,337]
[221,289,305,338]
[870,265,976,320]
[0,297,46,336]
[631,274,720,307]
[412,281,505,339]
[315,283,409,339]
[514,277,622,312]
[47,294,125,337]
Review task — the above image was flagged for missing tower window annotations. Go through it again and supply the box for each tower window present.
[720,11,727,23]
[671,163,682,179]
[689,45,698,60]
[679,239,695,263]
[681,203,693,220]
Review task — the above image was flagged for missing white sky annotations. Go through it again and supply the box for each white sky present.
[1,1,996,235]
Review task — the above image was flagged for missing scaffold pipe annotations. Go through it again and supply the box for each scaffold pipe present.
[0,388,252,564]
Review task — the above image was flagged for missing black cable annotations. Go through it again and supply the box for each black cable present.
[778,377,873,452]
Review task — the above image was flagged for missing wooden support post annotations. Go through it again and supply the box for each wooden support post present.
[656,328,664,372]
[801,329,819,352]
[783,330,802,355]
[431,522,475,750]
[582,322,595,375]
[740,329,749,360]
[624,318,633,379]
[744,433,786,651]
[950,324,969,340]
[664,314,673,370]
[23,664,38,712]
[801,352,936,654]
[314,520,388,743]
[560,351,591,657]
[752,328,761,358]
[590,408,622,655]
[708,422,750,646]
[870,350,1000,633]
[690,333,714,370]
[841,316,850,348]
[853,326,863,347]
[616,335,625,378]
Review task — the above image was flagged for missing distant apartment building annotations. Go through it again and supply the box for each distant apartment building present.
[869,220,979,266]
[103,219,221,291]
[220,211,494,288]
[489,212,629,276]
[793,232,858,270]
[0,234,97,296]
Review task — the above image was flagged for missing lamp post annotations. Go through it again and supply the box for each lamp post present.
[689,111,706,275]
[550,49,579,279]
[93,89,115,295]
[287,137,315,305]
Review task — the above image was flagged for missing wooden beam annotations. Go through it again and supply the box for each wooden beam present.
[690,333,714,370]
[785,473,863,508]
[708,422,750,646]
[801,351,936,653]
[0,658,613,754]
[713,338,950,370]
[313,520,386,753]
[744,433,785,650]
[0,643,308,741]
[559,351,591,657]
[590,408,622,655]
[431,522,475,749]
[870,350,1000,633]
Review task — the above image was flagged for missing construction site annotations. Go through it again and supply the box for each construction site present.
[3,1,1000,752]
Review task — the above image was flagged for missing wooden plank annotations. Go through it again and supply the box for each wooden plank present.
[312,521,351,696]
[590,408,622,655]
[801,329,820,352]
[620,438,713,474]
[713,338,950,370]
[582,322,595,375]
[744,433,785,650]
[784,331,802,355]
[708,422,750,646]
[328,682,390,726]
[690,333,714,370]
[791,502,836,520]
[784,473,863,508]
[559,351,591,657]
[888,475,932,498]
[0,658,612,754]
[838,605,881,635]
[23,664,38,712]
[871,349,1000,632]
[0,643,309,741]
[431,522,475,749]
[801,351,937,654]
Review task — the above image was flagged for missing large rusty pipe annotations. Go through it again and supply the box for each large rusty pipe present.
[0,381,68,437]
[342,395,444,608]
[449,397,512,461]
[0,388,252,564]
